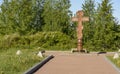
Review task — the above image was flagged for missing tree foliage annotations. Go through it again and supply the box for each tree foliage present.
[82,0,96,48]
[94,0,116,50]
[42,0,71,34]
[82,0,120,51]
[0,0,37,35]
[0,0,71,35]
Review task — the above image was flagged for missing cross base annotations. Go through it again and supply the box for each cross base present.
[71,49,89,53]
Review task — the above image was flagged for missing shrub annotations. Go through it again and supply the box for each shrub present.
[28,32,76,50]
[0,32,76,50]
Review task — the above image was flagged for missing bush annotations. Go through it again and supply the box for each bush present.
[28,32,76,50]
[0,32,76,50]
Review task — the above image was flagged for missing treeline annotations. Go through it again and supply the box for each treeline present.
[0,0,119,51]
[0,0,72,35]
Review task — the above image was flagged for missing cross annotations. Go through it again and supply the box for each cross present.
[72,10,89,52]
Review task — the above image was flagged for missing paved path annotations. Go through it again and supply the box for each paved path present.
[35,51,119,74]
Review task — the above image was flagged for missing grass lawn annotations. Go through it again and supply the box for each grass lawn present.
[107,56,120,68]
[0,48,44,74]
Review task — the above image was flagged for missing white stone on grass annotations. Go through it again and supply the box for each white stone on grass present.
[118,49,120,53]
[37,51,43,58]
[113,53,119,59]
[16,50,22,55]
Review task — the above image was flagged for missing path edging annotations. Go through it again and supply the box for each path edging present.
[104,56,120,73]
[24,55,54,74]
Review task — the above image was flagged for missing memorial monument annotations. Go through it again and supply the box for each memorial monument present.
[72,10,89,52]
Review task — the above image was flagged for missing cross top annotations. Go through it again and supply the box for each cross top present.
[72,10,89,22]
[76,10,84,18]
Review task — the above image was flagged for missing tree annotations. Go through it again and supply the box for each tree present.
[55,0,72,35]
[0,0,12,34]
[94,0,116,51]
[114,22,120,49]
[0,0,37,35]
[30,0,45,32]
[42,0,71,34]
[82,0,96,49]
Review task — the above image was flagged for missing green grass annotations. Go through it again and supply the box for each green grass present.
[0,48,44,74]
[107,56,120,68]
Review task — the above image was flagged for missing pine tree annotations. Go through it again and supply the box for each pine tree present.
[42,0,71,34]
[42,0,55,31]
[0,0,37,35]
[82,0,96,49]
[114,21,120,49]
[30,0,45,32]
[94,0,116,51]
[55,0,71,35]
[0,0,12,34]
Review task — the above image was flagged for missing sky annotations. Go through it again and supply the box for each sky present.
[0,0,2,5]
[70,0,120,24]
[0,0,119,23]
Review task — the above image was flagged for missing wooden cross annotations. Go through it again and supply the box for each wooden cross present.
[72,10,89,52]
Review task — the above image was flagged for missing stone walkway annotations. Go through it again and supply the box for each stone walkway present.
[35,51,119,74]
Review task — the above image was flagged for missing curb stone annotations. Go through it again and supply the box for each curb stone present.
[24,55,54,74]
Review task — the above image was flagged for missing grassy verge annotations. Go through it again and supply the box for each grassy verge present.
[0,48,44,74]
[107,56,120,68]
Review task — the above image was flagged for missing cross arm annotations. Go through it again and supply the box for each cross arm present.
[82,17,89,21]
[71,17,78,22]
